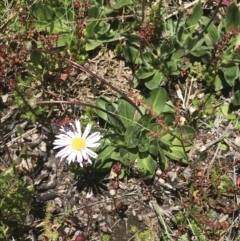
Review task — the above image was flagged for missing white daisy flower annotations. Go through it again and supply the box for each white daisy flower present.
[53,120,102,166]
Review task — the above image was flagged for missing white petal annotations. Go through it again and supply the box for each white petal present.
[82,124,92,139]
[87,158,92,164]
[55,134,71,139]
[66,131,77,138]
[78,161,83,167]
[86,142,101,148]
[85,148,98,158]
[67,151,77,163]
[81,149,88,160]
[53,139,71,146]
[56,146,72,158]
[75,120,81,135]
[86,132,102,143]
[76,152,83,164]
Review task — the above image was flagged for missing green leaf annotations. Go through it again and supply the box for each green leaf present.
[113,0,133,10]
[164,148,188,163]
[184,36,197,50]
[171,49,185,59]
[136,66,155,79]
[191,46,212,57]
[149,138,158,157]
[86,39,103,51]
[118,99,136,127]
[98,22,110,35]
[31,3,55,21]
[186,1,203,31]
[138,114,154,127]
[96,97,109,122]
[136,154,157,179]
[145,87,167,114]
[124,125,140,148]
[232,90,240,105]
[96,146,115,162]
[94,159,113,171]
[145,70,163,90]
[111,151,121,160]
[171,126,196,147]
[225,3,240,29]
[122,45,142,64]
[224,66,238,86]
[159,147,168,168]
[201,16,218,44]
[56,34,70,47]
[138,137,150,152]
[206,22,218,44]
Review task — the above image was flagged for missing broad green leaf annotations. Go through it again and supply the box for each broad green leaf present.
[138,137,150,152]
[159,147,168,168]
[145,87,167,114]
[86,39,103,51]
[171,49,185,59]
[164,149,188,163]
[96,146,115,162]
[122,34,140,48]
[232,90,240,105]
[31,3,54,21]
[191,46,212,57]
[122,45,142,64]
[56,34,70,48]
[145,70,163,90]
[88,5,101,19]
[171,126,196,146]
[113,0,133,10]
[111,151,121,160]
[206,22,218,44]
[224,66,238,86]
[221,104,229,116]
[214,75,223,91]
[105,102,123,129]
[138,114,154,128]
[124,125,140,148]
[149,139,158,157]
[200,16,218,44]
[118,99,136,127]
[97,21,111,35]
[184,36,197,51]
[55,7,74,21]
[136,154,157,179]
[136,66,155,79]
[190,38,204,50]
[96,97,109,122]
[160,134,174,146]
[186,1,203,31]
[94,159,113,171]
[225,3,240,29]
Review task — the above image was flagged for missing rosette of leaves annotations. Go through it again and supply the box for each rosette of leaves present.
[122,1,240,118]
[94,87,195,179]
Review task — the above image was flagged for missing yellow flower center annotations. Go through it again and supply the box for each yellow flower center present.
[71,137,86,150]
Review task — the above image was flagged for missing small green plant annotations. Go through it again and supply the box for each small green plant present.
[94,87,195,179]
[43,202,59,241]
[102,234,111,241]
[131,225,155,241]
[0,166,34,240]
